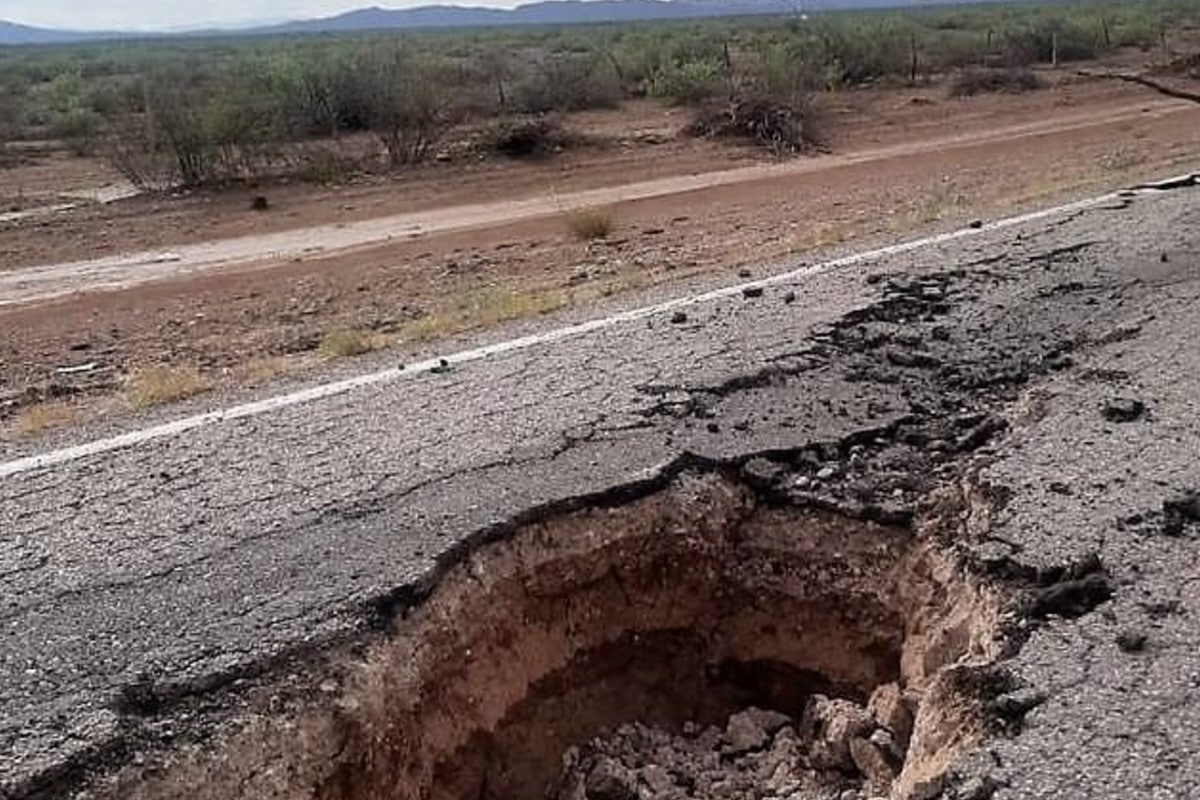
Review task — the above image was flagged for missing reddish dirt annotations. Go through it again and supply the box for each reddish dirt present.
[2,69,1199,437]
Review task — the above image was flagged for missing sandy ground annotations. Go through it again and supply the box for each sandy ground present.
[1,69,1199,437]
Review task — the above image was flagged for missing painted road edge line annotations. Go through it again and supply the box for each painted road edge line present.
[1,172,1195,480]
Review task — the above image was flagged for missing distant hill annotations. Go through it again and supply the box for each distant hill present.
[260,0,931,34]
[0,19,100,45]
[0,0,980,46]
[263,1,798,33]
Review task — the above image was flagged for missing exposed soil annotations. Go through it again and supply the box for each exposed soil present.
[88,472,1003,800]
[2,68,1199,438]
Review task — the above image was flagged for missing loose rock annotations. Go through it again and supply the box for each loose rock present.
[867,683,913,746]
[849,737,897,796]
[804,695,874,770]
[723,707,792,755]
[1116,629,1148,653]
[1101,397,1146,423]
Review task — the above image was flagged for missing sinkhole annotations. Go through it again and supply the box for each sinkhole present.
[112,473,1004,800]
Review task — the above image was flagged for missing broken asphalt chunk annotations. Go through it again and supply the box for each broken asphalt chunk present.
[1101,397,1146,423]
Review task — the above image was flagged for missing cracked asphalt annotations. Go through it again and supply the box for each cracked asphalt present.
[2,180,1200,798]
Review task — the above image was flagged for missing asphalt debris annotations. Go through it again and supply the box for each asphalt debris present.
[1101,397,1146,423]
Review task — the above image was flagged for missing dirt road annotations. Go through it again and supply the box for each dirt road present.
[1,95,1194,308]
[3,73,1200,442]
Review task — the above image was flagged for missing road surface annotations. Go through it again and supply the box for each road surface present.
[2,176,1200,798]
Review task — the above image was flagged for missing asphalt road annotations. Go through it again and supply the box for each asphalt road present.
[2,177,1199,798]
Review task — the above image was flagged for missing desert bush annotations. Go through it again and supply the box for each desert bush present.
[480,115,573,158]
[949,67,1042,97]
[296,144,363,183]
[102,69,288,188]
[512,52,622,113]
[54,108,104,156]
[1002,19,1098,66]
[651,59,728,105]
[41,67,105,154]
[0,0,1192,185]
[273,48,377,138]
[922,29,990,72]
[684,38,826,155]
[355,47,460,167]
[812,18,914,86]
[687,94,824,155]
[0,93,16,167]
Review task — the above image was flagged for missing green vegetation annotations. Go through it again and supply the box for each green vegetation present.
[0,0,1193,185]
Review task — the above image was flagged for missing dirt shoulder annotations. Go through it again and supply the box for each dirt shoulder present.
[1,72,1198,439]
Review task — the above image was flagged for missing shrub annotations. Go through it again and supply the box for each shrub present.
[511,52,623,113]
[687,94,825,155]
[651,59,728,105]
[355,47,460,167]
[53,107,104,156]
[949,67,1042,97]
[812,18,913,86]
[1002,20,1097,66]
[106,68,291,188]
[480,115,572,158]
[0,98,15,167]
[566,209,615,240]
[296,144,362,184]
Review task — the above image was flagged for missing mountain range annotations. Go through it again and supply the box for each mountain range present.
[0,0,971,46]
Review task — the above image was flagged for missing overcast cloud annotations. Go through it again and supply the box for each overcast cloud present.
[0,0,523,31]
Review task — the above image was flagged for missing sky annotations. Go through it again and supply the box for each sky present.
[0,0,525,31]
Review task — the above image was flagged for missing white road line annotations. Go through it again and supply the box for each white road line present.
[1,173,1194,480]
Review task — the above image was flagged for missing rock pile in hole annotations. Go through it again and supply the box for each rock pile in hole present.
[548,684,914,800]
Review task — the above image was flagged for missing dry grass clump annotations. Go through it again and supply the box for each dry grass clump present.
[566,209,615,241]
[318,328,375,359]
[125,365,212,409]
[404,286,568,341]
[10,402,77,437]
[230,355,307,385]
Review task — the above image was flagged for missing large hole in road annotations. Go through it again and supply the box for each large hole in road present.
[113,473,1004,800]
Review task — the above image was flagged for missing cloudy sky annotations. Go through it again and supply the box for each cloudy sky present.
[0,0,523,30]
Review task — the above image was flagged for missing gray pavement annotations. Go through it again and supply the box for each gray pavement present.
[2,180,1199,798]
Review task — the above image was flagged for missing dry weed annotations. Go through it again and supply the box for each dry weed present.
[566,209,615,241]
[125,365,212,409]
[10,402,77,437]
[318,328,375,359]
[404,287,568,341]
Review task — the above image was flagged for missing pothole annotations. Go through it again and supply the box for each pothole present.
[103,472,1005,800]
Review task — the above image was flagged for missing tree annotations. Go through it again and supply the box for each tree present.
[357,46,458,167]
